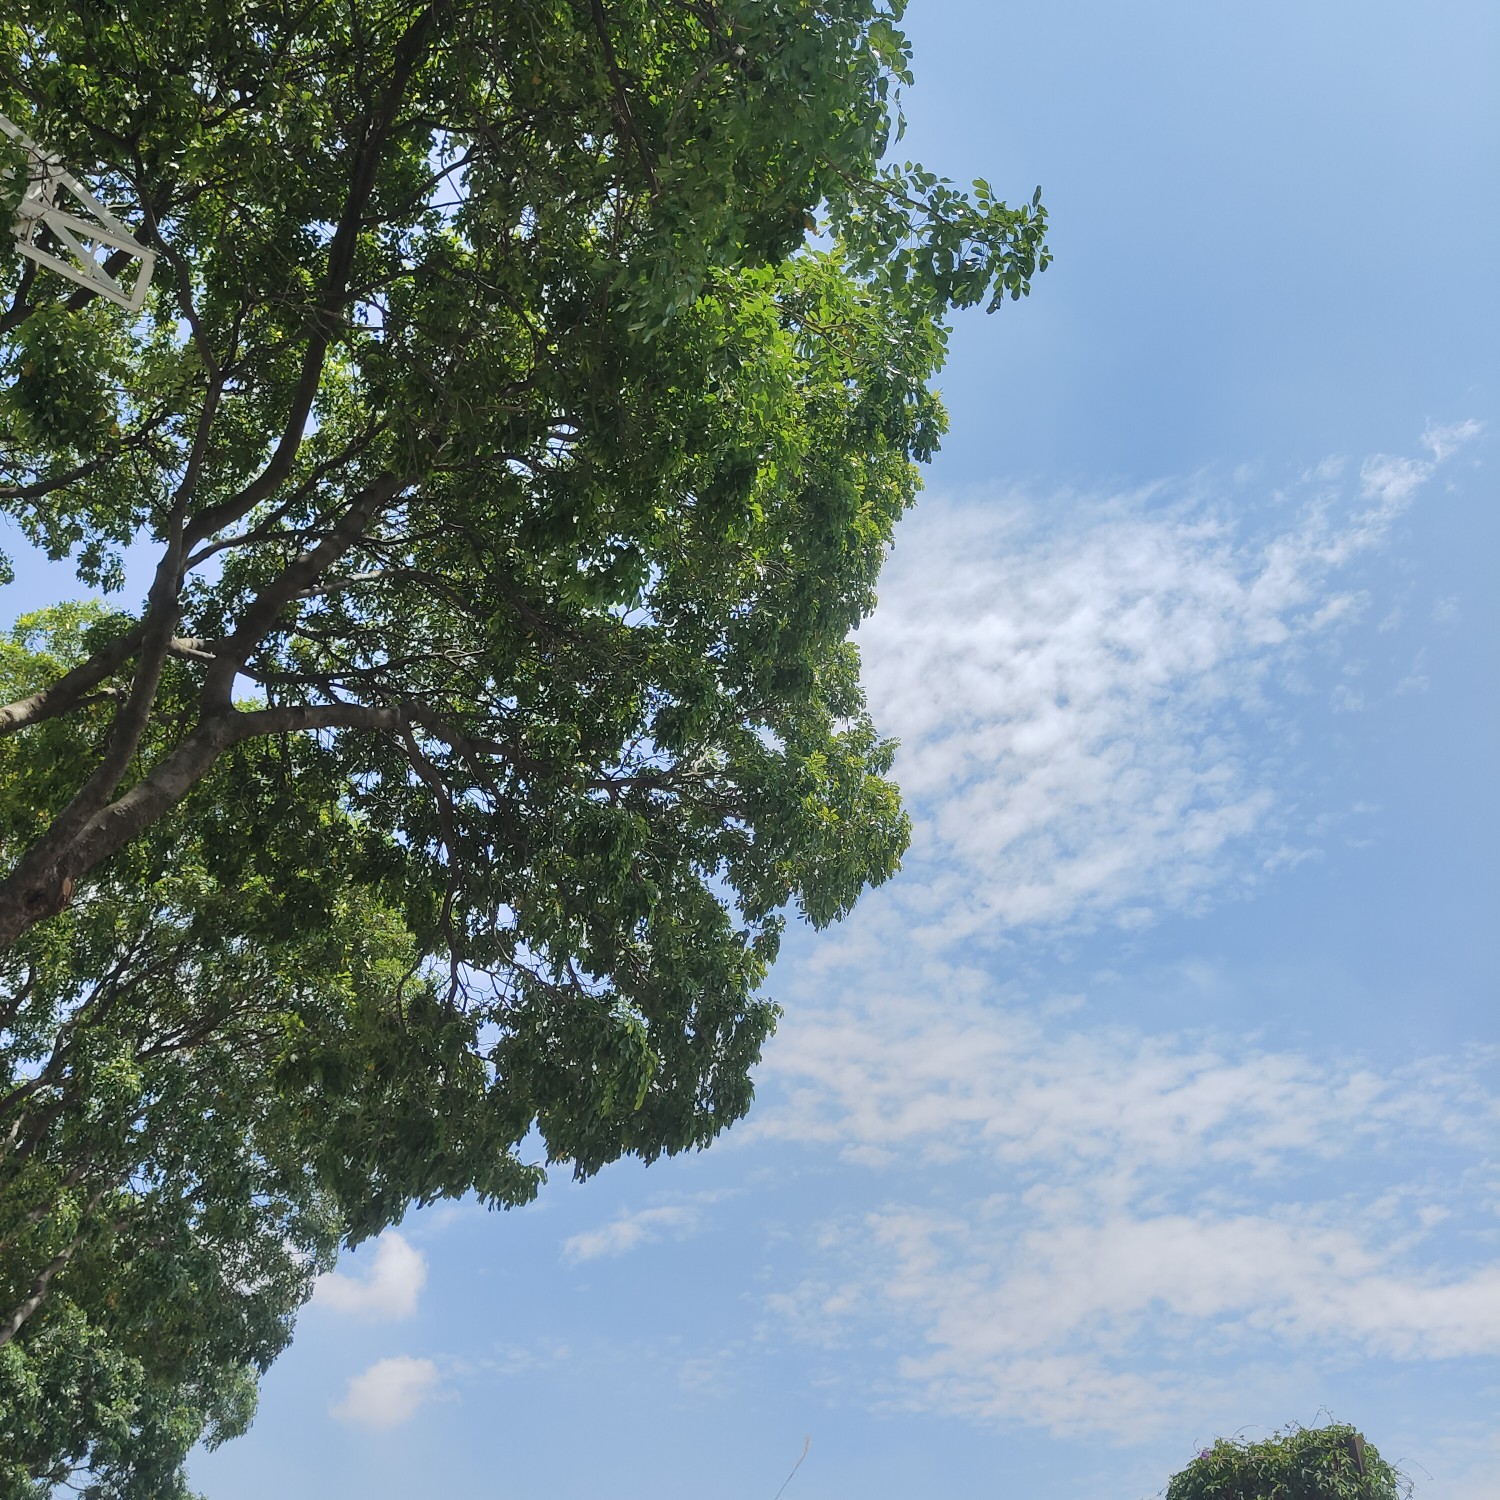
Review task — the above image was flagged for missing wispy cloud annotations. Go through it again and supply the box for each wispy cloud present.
[772,1194,1500,1439]
[757,981,1496,1178]
[564,1202,706,1263]
[851,429,1478,939]
[752,967,1500,1438]
[330,1355,441,1429]
[1421,418,1485,463]
[312,1231,427,1320]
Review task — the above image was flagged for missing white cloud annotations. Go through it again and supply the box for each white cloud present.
[331,1355,440,1429]
[817,1199,1500,1438]
[758,978,1495,1184]
[1357,452,1430,513]
[312,1231,427,1320]
[853,432,1469,938]
[1421,418,1485,463]
[1396,649,1430,695]
[753,971,1500,1438]
[564,1204,702,1262]
[1432,595,1462,627]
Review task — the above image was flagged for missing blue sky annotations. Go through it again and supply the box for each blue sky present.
[6,2,1497,1496]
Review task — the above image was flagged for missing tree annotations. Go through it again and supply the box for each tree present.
[0,0,1048,1486]
[1167,1425,1406,1500]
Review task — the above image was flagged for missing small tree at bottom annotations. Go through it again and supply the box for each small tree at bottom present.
[1166,1424,1406,1500]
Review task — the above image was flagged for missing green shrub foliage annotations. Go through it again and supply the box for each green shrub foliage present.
[1167,1425,1405,1500]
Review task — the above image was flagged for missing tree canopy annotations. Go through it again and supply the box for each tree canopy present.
[0,0,1048,1487]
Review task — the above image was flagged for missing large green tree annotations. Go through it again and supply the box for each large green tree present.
[0,0,1047,1487]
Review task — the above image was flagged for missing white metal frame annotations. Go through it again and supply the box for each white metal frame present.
[1,111,156,312]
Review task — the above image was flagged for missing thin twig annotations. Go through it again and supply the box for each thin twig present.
[771,1437,811,1500]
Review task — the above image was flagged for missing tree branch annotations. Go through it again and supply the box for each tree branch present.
[0,1182,113,1349]
[200,472,407,707]
[0,700,402,953]
[181,3,447,551]
[589,0,659,195]
[0,620,148,738]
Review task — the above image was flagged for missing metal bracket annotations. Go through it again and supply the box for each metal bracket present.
[1,112,156,312]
